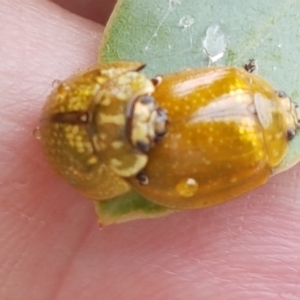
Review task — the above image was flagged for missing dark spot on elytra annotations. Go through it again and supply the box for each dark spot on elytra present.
[136,140,150,153]
[140,95,155,104]
[51,111,89,124]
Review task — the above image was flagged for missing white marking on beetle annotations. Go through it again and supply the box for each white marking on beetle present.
[99,113,125,125]
[111,155,148,177]
[110,158,122,167]
[111,141,124,149]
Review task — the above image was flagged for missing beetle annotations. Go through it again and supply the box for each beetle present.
[38,61,168,201]
[38,60,300,209]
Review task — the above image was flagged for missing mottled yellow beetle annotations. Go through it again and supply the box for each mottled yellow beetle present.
[39,61,167,200]
[38,60,300,209]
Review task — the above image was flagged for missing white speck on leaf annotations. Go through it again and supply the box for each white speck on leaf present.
[178,15,195,29]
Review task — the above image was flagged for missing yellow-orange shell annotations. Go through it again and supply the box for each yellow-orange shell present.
[129,67,299,209]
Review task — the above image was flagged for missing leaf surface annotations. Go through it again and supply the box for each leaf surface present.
[97,0,300,224]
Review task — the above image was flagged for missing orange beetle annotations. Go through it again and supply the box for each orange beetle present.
[38,61,300,209]
[130,64,300,208]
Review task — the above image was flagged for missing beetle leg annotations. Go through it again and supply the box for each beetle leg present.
[244,59,256,73]
[151,76,162,87]
[275,90,288,98]
[136,140,151,153]
[136,170,149,185]
[287,128,296,140]
[291,101,300,129]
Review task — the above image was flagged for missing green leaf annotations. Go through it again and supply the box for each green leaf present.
[94,190,175,226]
[96,0,300,224]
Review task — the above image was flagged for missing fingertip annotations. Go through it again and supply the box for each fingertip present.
[51,0,117,24]
[0,0,104,223]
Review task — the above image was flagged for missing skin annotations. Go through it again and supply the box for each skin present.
[1,0,300,299]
